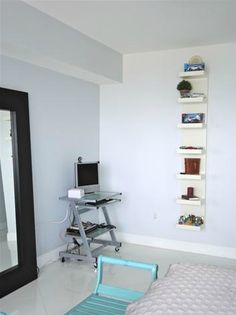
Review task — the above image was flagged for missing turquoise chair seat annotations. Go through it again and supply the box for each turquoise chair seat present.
[65,255,158,315]
[65,294,129,315]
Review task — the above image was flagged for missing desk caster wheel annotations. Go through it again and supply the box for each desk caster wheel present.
[61,257,65,263]
[93,262,97,271]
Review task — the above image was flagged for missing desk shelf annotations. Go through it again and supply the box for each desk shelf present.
[66,226,115,240]
[59,192,122,264]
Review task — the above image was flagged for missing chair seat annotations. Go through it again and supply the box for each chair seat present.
[65,293,129,315]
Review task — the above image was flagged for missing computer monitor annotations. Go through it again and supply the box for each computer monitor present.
[74,162,99,193]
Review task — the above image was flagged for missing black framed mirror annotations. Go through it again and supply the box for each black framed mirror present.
[0,87,37,298]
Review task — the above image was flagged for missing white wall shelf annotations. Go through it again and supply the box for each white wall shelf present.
[177,149,204,155]
[176,198,202,206]
[178,97,205,103]
[177,174,204,180]
[176,63,208,231]
[177,123,205,129]
[179,71,206,78]
[176,224,204,231]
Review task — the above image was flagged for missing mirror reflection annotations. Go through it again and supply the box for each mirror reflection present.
[0,110,18,272]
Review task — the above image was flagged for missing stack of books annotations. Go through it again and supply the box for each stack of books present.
[66,221,97,235]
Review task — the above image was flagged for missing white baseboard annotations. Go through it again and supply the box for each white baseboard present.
[116,232,236,260]
[37,244,67,268]
[37,233,236,269]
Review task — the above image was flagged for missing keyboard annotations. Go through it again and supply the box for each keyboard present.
[85,198,113,206]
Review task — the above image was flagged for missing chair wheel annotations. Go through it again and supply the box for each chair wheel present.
[115,247,120,252]
[61,257,65,263]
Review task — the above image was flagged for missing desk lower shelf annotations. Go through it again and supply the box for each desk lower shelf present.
[66,226,115,239]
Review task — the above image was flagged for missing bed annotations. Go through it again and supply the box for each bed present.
[126,263,236,315]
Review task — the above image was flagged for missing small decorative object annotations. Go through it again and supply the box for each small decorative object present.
[181,187,200,200]
[187,187,194,197]
[184,158,200,175]
[178,214,204,226]
[178,215,187,225]
[189,55,203,64]
[194,216,204,226]
[177,80,192,98]
[182,113,204,124]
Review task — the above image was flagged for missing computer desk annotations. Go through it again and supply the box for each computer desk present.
[59,192,122,265]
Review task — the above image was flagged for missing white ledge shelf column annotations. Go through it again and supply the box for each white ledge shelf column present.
[177,123,205,129]
[178,96,205,103]
[177,149,204,155]
[177,174,204,180]
[176,198,203,206]
[179,70,206,78]
[176,66,208,231]
[176,224,204,231]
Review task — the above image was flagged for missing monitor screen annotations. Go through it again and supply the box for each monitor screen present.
[75,162,99,193]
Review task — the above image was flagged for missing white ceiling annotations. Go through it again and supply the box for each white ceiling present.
[22,0,236,54]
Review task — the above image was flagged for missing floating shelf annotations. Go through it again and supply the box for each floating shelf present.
[176,224,204,231]
[179,71,206,78]
[178,97,205,103]
[176,198,202,206]
[177,174,204,180]
[177,149,204,155]
[177,123,205,129]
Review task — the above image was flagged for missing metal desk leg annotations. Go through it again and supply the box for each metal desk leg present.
[71,201,93,261]
[102,206,117,243]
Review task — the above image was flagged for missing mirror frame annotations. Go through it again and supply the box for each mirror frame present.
[0,87,37,298]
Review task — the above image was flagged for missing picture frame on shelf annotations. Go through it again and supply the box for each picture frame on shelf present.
[182,113,204,124]
[184,63,205,72]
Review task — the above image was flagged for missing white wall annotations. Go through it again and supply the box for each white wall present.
[100,42,236,254]
[1,55,100,256]
[1,0,122,84]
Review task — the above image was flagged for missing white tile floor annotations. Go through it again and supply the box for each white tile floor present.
[1,243,236,315]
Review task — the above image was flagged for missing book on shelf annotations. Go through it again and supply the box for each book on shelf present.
[181,195,200,201]
[179,146,203,150]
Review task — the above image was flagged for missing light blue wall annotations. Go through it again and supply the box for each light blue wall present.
[1,55,100,256]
